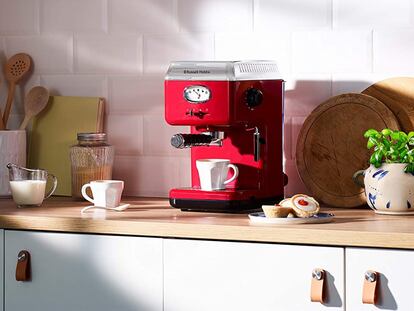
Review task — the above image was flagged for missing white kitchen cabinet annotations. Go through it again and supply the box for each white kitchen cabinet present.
[346,247,414,311]
[4,230,163,311]
[164,239,344,311]
[0,230,4,311]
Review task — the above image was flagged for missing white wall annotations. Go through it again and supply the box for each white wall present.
[0,0,410,197]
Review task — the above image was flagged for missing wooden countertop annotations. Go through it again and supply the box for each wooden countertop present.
[0,197,413,249]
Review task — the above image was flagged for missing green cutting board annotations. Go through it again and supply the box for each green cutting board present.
[29,96,104,196]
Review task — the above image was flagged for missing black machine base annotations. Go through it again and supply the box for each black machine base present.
[169,196,284,213]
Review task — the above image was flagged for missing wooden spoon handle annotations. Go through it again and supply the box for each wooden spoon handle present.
[0,107,5,130]
[3,82,16,128]
[19,115,31,130]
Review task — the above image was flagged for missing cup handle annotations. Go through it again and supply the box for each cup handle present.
[44,174,57,199]
[81,183,95,204]
[352,170,365,188]
[224,164,239,185]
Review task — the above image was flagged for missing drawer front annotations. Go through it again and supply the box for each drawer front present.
[5,230,162,311]
[346,247,414,310]
[164,239,344,311]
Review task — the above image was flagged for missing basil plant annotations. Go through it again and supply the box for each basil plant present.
[364,129,414,173]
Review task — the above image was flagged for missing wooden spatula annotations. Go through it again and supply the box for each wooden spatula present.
[3,53,32,128]
[19,86,50,130]
[0,79,4,130]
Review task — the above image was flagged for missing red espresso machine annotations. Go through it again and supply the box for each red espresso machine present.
[165,61,286,212]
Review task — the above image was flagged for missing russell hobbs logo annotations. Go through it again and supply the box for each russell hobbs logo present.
[184,69,210,74]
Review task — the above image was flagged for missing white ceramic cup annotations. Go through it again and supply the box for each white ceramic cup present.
[196,159,239,191]
[0,130,26,197]
[81,180,124,208]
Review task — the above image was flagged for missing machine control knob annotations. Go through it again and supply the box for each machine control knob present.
[245,88,263,109]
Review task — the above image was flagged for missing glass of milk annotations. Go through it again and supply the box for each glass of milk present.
[7,163,58,207]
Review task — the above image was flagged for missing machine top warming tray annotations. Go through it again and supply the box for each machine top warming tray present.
[165,60,283,81]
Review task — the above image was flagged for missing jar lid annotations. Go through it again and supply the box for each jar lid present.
[77,132,107,142]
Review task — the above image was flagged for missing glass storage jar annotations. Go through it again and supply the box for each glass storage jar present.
[70,133,114,199]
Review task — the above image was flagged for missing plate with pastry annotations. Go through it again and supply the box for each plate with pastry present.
[249,194,334,224]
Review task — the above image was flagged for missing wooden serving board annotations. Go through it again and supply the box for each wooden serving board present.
[362,77,414,132]
[296,93,399,208]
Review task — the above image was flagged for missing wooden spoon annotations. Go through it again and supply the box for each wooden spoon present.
[19,86,49,130]
[3,53,32,128]
[0,79,4,130]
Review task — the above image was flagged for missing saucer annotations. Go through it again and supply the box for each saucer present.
[248,212,334,225]
[80,203,130,213]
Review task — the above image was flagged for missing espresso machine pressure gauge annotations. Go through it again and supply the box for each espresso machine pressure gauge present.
[184,85,211,103]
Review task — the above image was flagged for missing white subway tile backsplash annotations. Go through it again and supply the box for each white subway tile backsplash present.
[109,0,177,34]
[5,35,73,74]
[291,116,306,161]
[143,33,214,74]
[40,75,107,97]
[285,74,331,116]
[178,0,252,32]
[214,32,291,75]
[178,157,191,188]
[74,35,142,74]
[331,73,388,96]
[107,115,144,156]
[292,30,372,74]
[333,0,411,28]
[283,117,293,161]
[143,115,190,157]
[254,0,331,31]
[0,0,409,197]
[374,30,414,74]
[108,75,164,114]
[284,159,309,197]
[0,0,39,35]
[41,0,105,33]
[113,155,179,197]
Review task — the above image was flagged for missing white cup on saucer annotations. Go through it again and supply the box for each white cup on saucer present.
[81,180,124,208]
[196,159,239,191]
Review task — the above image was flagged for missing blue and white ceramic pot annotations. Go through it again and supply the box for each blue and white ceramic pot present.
[353,164,414,215]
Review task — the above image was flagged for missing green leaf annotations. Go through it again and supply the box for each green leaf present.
[400,131,408,140]
[408,132,414,139]
[381,129,392,136]
[405,164,414,173]
[390,131,400,141]
[374,150,383,163]
[364,129,379,138]
[367,137,378,149]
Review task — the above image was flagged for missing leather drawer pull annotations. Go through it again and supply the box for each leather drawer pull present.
[362,270,378,304]
[311,268,326,303]
[16,250,31,282]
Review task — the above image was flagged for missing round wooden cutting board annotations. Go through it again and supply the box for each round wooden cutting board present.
[362,77,414,132]
[296,93,400,207]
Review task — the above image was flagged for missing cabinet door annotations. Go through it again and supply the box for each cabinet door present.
[164,239,344,311]
[0,230,3,311]
[346,247,414,310]
[5,230,162,311]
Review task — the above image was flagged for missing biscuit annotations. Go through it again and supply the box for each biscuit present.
[262,205,294,218]
[290,194,320,218]
[279,198,294,208]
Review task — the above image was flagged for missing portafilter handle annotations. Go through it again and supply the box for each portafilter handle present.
[171,134,214,149]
